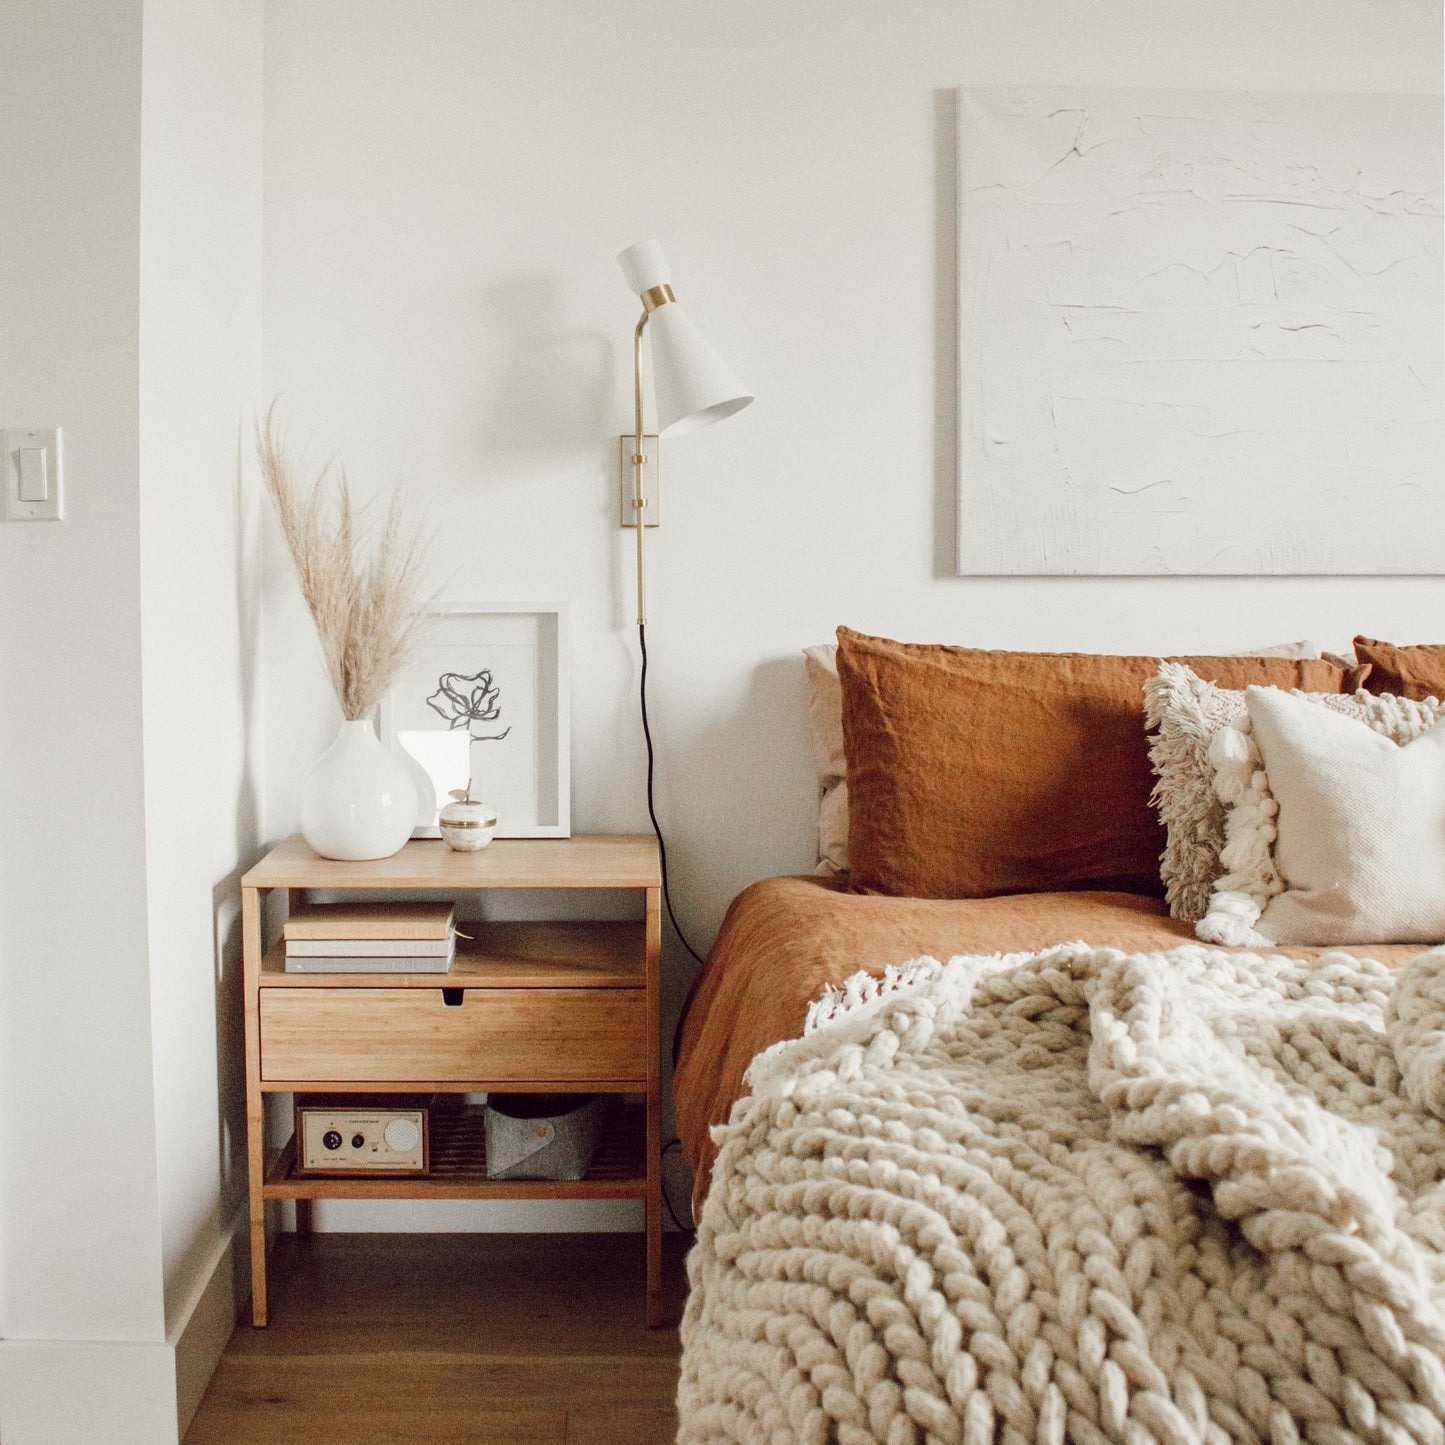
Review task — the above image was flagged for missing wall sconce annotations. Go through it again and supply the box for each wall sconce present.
[615,238,752,969]
[617,239,752,625]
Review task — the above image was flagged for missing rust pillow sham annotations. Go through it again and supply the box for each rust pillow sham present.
[835,627,1354,900]
[1354,636,1445,702]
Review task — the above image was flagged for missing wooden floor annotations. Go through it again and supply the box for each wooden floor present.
[185,1232,691,1444]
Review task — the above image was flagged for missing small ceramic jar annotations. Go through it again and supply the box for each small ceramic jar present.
[438,782,497,852]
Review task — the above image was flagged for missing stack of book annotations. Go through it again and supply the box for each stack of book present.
[283,902,457,974]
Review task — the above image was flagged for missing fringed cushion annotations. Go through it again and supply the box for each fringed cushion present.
[1146,662,1374,921]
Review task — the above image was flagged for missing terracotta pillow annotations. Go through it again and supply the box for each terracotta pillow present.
[836,627,1353,900]
[1355,636,1445,702]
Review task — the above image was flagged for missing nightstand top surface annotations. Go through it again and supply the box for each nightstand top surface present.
[243,833,661,890]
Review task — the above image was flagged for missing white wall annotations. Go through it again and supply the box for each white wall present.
[262,0,1442,1007]
[0,0,166,1344]
[0,1,263,1438]
[139,0,265,1333]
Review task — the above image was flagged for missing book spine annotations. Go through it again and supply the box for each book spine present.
[285,936,455,958]
[283,923,454,942]
[284,953,456,974]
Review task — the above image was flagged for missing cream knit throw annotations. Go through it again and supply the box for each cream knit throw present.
[678,944,1445,1444]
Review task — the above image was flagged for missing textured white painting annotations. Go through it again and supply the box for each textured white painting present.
[957,87,1444,575]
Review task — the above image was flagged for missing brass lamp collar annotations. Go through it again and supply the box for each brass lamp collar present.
[640,284,675,313]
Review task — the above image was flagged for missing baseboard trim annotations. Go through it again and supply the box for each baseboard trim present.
[0,1215,245,1445]
[172,1213,246,1439]
[0,1338,178,1445]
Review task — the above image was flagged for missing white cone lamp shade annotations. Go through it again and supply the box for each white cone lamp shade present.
[617,239,752,435]
[646,306,752,435]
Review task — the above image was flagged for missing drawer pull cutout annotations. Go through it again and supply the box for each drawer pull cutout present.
[442,988,465,1007]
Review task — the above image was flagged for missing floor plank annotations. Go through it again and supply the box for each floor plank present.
[186,1233,689,1445]
[187,1403,565,1445]
[564,1409,677,1444]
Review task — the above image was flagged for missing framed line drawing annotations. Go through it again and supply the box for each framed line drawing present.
[380,602,570,838]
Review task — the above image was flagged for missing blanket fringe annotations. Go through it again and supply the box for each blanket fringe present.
[803,956,942,1034]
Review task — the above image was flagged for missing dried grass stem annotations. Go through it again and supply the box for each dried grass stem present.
[256,401,436,720]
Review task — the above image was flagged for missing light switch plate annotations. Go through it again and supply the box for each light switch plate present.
[619,434,660,528]
[2,428,63,521]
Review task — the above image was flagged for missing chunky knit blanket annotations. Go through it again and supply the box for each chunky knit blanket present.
[678,943,1445,1444]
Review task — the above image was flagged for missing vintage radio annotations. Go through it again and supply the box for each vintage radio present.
[294,1094,431,1175]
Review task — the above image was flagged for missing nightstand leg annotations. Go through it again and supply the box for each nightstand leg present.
[248,1197,268,1327]
[295,1199,314,1236]
[646,1106,663,1328]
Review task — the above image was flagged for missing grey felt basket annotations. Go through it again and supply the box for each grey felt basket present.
[484,1093,608,1180]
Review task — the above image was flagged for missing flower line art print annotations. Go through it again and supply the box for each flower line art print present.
[426,671,513,742]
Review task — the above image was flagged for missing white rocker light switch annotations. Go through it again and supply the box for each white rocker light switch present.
[18,448,47,502]
[2,427,63,521]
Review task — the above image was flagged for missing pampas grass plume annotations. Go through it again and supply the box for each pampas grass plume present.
[256,400,437,720]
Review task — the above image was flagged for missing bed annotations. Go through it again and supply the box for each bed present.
[672,631,1445,1443]
[673,875,1421,1217]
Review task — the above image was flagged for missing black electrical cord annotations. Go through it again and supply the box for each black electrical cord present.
[661,1137,695,1233]
[639,622,707,971]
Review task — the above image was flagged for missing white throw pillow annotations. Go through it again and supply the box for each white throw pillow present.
[1199,686,1445,946]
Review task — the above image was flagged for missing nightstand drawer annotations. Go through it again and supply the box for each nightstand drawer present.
[259,987,647,1083]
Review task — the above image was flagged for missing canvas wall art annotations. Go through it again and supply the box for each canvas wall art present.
[956,86,1444,575]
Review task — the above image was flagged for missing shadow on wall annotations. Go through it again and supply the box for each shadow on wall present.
[932,86,960,581]
[235,418,264,866]
[476,272,616,460]
[212,872,249,1228]
[214,416,267,1247]
[160,421,269,1320]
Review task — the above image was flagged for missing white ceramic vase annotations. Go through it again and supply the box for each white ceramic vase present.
[298,719,418,861]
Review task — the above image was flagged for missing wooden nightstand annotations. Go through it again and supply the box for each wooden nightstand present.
[241,833,664,1327]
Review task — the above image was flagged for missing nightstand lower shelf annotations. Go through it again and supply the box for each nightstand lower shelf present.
[263,1103,646,1200]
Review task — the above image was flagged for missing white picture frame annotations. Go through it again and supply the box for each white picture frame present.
[380,602,570,839]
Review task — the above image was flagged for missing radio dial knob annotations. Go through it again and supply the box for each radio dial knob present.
[384,1117,420,1153]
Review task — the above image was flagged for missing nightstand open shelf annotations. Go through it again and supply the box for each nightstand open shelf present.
[242,833,663,1328]
[263,1102,647,1200]
[258,920,646,988]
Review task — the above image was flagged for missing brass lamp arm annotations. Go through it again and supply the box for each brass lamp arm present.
[632,308,650,626]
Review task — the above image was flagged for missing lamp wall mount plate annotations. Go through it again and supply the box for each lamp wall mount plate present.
[618,433,660,528]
